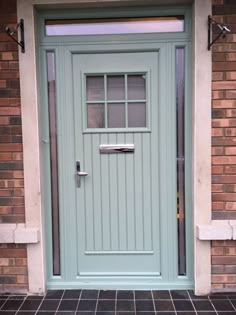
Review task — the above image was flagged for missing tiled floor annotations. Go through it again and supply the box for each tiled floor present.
[0,290,236,315]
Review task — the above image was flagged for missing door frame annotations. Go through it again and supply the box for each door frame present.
[17,0,212,295]
[40,42,192,289]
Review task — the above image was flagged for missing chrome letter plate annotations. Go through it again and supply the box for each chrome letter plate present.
[100,144,135,154]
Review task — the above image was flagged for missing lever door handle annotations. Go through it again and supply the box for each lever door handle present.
[76,161,88,187]
[76,171,88,187]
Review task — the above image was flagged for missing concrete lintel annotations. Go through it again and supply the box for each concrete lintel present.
[197,221,232,240]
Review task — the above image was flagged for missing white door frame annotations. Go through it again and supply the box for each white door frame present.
[17,0,212,295]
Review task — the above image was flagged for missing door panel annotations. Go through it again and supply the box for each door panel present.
[73,52,160,275]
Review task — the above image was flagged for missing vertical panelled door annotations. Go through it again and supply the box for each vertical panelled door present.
[41,9,192,289]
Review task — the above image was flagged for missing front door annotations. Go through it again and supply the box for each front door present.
[41,9,193,289]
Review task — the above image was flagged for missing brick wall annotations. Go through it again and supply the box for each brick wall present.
[212,0,236,290]
[0,0,28,291]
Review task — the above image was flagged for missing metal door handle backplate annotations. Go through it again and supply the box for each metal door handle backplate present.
[76,161,88,187]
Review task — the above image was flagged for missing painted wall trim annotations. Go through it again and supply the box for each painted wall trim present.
[17,0,212,294]
[0,224,39,243]
[193,0,212,296]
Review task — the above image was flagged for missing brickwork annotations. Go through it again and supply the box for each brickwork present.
[0,0,28,291]
[212,0,236,290]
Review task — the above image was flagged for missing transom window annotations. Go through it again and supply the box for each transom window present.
[85,74,147,129]
[45,16,184,36]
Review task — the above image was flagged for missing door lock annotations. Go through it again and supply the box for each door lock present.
[76,161,88,187]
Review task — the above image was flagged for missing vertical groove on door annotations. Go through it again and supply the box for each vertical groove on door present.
[92,134,102,251]
[142,133,152,251]
[117,133,127,250]
[109,133,119,250]
[126,133,135,250]
[134,133,144,250]
[84,134,94,251]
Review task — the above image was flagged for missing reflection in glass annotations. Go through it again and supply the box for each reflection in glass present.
[176,48,186,276]
[107,75,125,100]
[87,103,105,128]
[46,16,185,36]
[108,103,125,128]
[86,76,104,101]
[46,51,60,276]
[128,75,146,100]
[128,102,146,127]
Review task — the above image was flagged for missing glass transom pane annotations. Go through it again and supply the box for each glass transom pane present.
[46,16,184,36]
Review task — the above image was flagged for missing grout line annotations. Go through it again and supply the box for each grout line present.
[151,290,156,314]
[227,296,236,312]
[55,289,65,313]
[187,290,198,315]
[34,294,46,314]
[169,290,177,315]
[133,291,136,315]
[0,295,10,311]
[75,289,82,313]
[94,290,100,314]
[115,289,117,314]
[208,297,219,315]
[15,295,27,314]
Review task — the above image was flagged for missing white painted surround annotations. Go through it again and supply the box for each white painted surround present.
[16,0,212,295]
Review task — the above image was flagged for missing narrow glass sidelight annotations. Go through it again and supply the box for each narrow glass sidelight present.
[46,52,61,276]
[176,48,186,276]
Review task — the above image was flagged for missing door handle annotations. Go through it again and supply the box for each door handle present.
[76,161,88,187]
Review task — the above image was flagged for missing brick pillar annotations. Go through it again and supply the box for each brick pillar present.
[212,0,236,290]
[0,0,28,292]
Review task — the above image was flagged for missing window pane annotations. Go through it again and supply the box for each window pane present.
[128,75,146,100]
[87,103,105,128]
[46,16,184,36]
[86,76,104,101]
[46,51,61,276]
[176,47,186,276]
[128,102,146,127]
[108,103,125,128]
[107,75,125,101]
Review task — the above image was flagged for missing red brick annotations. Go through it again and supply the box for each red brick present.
[212,90,225,99]
[212,175,236,183]
[212,146,224,155]
[212,165,224,174]
[225,147,236,155]
[226,202,236,210]
[212,201,225,210]
[226,109,236,117]
[225,165,236,173]
[212,156,236,164]
[226,91,236,98]
[212,61,236,71]
[0,144,22,152]
[212,184,223,192]
[3,267,27,275]
[212,193,236,201]
[212,80,236,90]
[226,71,236,80]
[212,72,224,81]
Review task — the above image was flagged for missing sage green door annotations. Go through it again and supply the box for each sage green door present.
[43,42,192,288]
[74,52,160,276]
